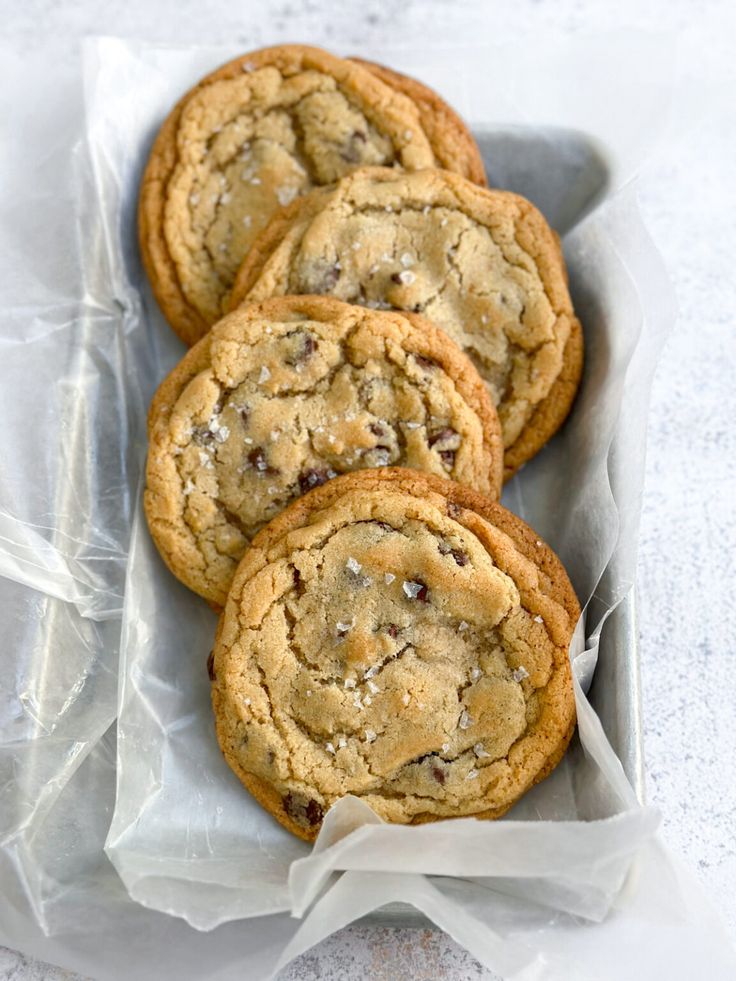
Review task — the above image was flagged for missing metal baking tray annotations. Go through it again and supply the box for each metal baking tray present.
[360,125,645,929]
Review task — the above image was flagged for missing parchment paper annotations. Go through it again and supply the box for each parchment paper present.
[1,34,735,981]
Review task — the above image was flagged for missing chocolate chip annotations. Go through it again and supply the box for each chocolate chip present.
[286,331,317,366]
[293,567,305,596]
[431,766,446,785]
[284,792,324,827]
[369,422,385,437]
[428,426,457,447]
[386,623,400,638]
[414,355,436,371]
[192,426,215,446]
[248,447,279,475]
[439,541,469,566]
[439,450,455,469]
[340,129,368,163]
[298,468,334,493]
[390,272,403,284]
[447,501,462,519]
[306,262,341,294]
[206,650,216,681]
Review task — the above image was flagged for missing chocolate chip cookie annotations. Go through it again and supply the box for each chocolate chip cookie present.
[139,45,485,346]
[211,468,578,841]
[145,296,503,606]
[229,166,584,479]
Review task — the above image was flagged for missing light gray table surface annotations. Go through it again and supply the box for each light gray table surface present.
[2,0,735,978]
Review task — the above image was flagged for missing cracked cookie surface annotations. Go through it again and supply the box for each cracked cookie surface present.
[145,296,503,606]
[211,469,578,841]
[139,45,484,346]
[229,166,584,478]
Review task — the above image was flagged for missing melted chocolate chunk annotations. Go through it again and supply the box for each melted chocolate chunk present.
[248,447,278,475]
[428,426,457,447]
[439,450,455,469]
[307,262,341,294]
[298,468,334,493]
[386,623,400,639]
[439,541,469,566]
[447,501,462,519]
[286,331,317,366]
[368,422,386,437]
[414,354,437,371]
[284,792,324,827]
[431,766,446,785]
[192,425,215,446]
[340,129,368,163]
[206,650,216,681]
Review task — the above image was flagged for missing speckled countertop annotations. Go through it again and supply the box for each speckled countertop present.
[2,1,735,978]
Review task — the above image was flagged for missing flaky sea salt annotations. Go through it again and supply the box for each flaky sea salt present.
[402,580,424,599]
[458,710,473,730]
[367,680,380,695]
[346,557,362,574]
[344,678,356,689]
[384,573,395,584]
[470,666,482,681]
[466,769,479,781]
[364,695,372,706]
[243,697,251,706]
[402,693,411,706]
[242,214,252,227]
[474,742,491,758]
[337,736,347,749]
[534,615,544,623]
[325,742,336,754]
[397,270,415,286]
[441,742,450,753]
[276,186,297,206]
[400,252,414,267]
[405,421,420,429]
[198,451,213,469]
[513,666,530,682]
[336,619,354,635]
[364,729,377,743]
[258,365,271,383]
[183,479,195,496]
[459,620,469,632]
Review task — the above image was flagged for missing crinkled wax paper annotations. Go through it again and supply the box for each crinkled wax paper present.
[2,34,735,981]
